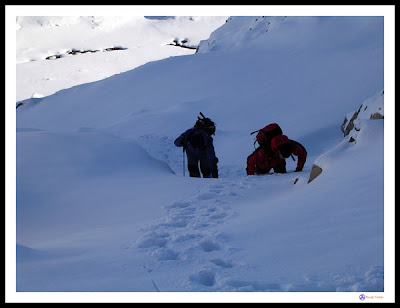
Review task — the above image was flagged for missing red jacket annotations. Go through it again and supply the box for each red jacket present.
[246,137,307,175]
[246,147,284,175]
[270,135,307,172]
[288,140,307,171]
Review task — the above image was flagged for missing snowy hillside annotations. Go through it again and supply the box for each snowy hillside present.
[11,12,395,303]
[16,16,227,102]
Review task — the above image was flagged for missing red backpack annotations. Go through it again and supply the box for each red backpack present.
[251,123,283,147]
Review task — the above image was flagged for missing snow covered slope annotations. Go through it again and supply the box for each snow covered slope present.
[16,16,227,101]
[14,15,389,301]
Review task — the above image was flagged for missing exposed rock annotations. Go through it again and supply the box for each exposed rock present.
[370,112,384,120]
[308,164,323,184]
[341,105,362,137]
[341,90,384,137]
[45,46,127,60]
[309,91,383,184]
[168,38,197,50]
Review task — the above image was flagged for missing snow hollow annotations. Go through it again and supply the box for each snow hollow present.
[15,15,387,301]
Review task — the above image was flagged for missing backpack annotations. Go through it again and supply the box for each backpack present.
[251,123,283,148]
[194,112,216,136]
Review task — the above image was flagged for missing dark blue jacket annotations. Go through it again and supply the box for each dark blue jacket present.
[174,128,217,163]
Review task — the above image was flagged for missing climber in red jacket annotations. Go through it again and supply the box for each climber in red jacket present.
[246,134,307,175]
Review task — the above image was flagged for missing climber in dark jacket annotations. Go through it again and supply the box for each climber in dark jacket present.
[174,113,218,178]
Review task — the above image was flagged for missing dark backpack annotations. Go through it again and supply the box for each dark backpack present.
[251,123,283,148]
[194,112,216,136]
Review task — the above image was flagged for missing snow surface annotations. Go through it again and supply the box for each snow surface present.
[16,15,228,102]
[9,10,395,303]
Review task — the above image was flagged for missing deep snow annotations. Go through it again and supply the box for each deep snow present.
[8,8,395,303]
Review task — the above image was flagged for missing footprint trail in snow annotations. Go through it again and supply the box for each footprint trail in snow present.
[136,176,256,291]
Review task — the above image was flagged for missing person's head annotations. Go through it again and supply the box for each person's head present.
[271,135,291,158]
